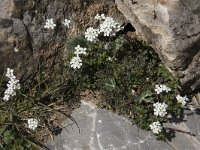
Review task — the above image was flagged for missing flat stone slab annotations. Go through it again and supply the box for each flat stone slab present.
[47,100,200,150]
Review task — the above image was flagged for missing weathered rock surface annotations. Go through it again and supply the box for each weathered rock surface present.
[0,0,125,80]
[47,100,200,150]
[1,0,199,92]
[115,0,200,91]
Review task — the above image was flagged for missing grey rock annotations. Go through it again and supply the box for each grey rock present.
[0,0,125,80]
[115,0,200,91]
[47,100,200,150]
[1,0,200,91]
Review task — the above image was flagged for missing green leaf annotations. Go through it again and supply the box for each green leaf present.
[3,131,14,144]
[138,90,154,103]
[24,142,32,148]
[0,126,6,134]
[0,143,3,149]
[104,78,116,91]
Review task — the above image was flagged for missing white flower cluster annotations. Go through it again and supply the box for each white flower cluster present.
[62,19,71,28]
[44,19,56,29]
[85,14,122,42]
[155,84,171,94]
[153,102,168,117]
[70,45,87,69]
[149,121,162,134]
[85,27,100,42]
[70,56,82,69]
[176,94,189,107]
[44,18,71,29]
[94,13,106,20]
[3,68,20,101]
[27,118,38,130]
[74,45,87,55]
[99,16,121,36]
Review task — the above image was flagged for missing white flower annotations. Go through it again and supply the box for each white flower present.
[70,56,82,69]
[44,19,56,29]
[6,68,14,78]
[85,16,122,41]
[94,13,106,20]
[99,16,121,36]
[28,118,38,130]
[155,85,162,94]
[108,57,112,61]
[176,94,189,107]
[85,27,100,42]
[155,84,171,94]
[150,121,162,134]
[3,68,21,101]
[74,45,87,55]
[3,94,10,101]
[160,85,171,93]
[14,47,19,52]
[62,19,71,28]
[153,102,168,117]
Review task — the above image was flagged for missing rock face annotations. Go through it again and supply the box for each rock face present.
[115,0,200,91]
[1,0,199,92]
[47,100,200,150]
[0,0,125,80]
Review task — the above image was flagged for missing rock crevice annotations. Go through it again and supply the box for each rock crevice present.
[116,0,200,91]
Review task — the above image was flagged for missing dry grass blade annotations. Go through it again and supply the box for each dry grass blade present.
[38,102,80,134]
